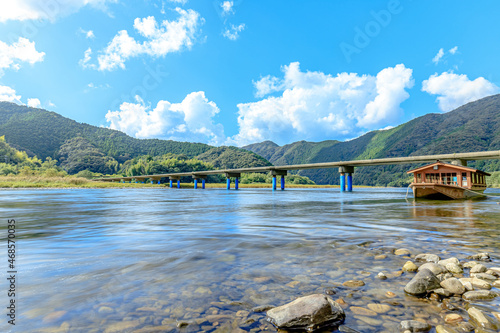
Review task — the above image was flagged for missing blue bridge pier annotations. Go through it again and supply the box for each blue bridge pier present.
[225,173,241,190]
[339,166,354,192]
[271,170,287,190]
[193,175,207,189]
[168,176,181,189]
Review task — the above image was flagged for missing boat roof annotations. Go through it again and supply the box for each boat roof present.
[407,161,491,176]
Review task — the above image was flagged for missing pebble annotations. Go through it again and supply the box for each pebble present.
[402,261,418,272]
[438,258,460,267]
[374,254,387,260]
[444,313,463,324]
[98,306,114,314]
[349,306,377,316]
[440,278,465,295]
[342,280,365,288]
[462,290,497,301]
[472,272,497,281]
[463,261,478,269]
[445,262,463,274]
[395,248,411,256]
[467,307,497,330]
[436,325,459,333]
[467,253,490,261]
[399,320,431,332]
[415,253,440,263]
[366,303,391,314]
[470,264,487,273]
[377,272,388,280]
[385,291,396,298]
[418,263,447,275]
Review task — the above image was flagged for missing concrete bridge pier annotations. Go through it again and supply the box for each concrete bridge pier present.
[339,166,354,192]
[169,176,181,188]
[272,170,287,190]
[193,175,207,189]
[225,173,241,190]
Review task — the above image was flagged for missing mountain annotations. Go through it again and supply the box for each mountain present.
[243,94,500,185]
[0,102,271,174]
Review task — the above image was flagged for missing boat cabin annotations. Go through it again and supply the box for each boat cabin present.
[407,161,490,199]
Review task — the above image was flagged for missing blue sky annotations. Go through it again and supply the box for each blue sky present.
[1,0,499,146]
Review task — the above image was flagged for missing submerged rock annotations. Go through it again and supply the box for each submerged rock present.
[467,307,498,330]
[399,320,431,332]
[462,290,497,301]
[266,294,345,331]
[404,269,441,296]
[466,253,490,261]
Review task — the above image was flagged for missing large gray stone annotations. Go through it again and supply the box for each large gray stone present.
[440,278,465,295]
[266,294,345,331]
[399,320,432,332]
[404,269,441,296]
[462,290,497,301]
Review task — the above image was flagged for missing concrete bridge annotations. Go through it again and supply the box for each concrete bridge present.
[95,150,500,191]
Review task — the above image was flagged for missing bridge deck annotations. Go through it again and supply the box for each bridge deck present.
[94,150,500,182]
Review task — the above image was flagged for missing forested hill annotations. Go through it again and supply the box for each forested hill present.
[0,102,211,161]
[243,94,500,186]
[0,102,271,174]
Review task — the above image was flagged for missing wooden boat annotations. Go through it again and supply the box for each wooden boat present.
[407,161,490,199]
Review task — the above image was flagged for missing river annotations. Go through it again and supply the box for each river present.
[1,188,499,332]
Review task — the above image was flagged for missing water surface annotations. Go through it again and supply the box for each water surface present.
[1,188,499,332]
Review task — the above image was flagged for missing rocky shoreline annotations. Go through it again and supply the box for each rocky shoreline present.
[265,251,499,333]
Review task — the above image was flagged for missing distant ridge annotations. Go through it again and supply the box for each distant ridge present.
[243,94,500,185]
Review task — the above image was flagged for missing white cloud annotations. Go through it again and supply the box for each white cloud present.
[27,98,41,108]
[449,46,458,55]
[168,0,188,4]
[0,0,117,22]
[0,37,45,76]
[79,28,95,39]
[223,23,245,41]
[88,8,202,71]
[228,62,414,146]
[0,85,22,104]
[253,75,283,98]
[79,47,95,69]
[422,72,500,112]
[105,92,225,145]
[221,1,234,15]
[432,48,444,65]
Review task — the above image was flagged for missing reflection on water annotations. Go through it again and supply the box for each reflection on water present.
[0,188,499,332]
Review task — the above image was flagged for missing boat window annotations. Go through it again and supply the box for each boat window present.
[462,172,468,187]
[452,173,457,185]
[441,173,446,185]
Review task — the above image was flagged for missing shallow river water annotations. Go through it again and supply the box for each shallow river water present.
[1,188,499,332]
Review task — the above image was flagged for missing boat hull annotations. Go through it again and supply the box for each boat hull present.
[411,184,485,200]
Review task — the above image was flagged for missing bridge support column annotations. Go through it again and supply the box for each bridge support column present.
[158,180,161,185]
[194,179,198,189]
[339,166,354,192]
[225,173,240,190]
[169,180,173,188]
[177,180,180,189]
[202,179,206,189]
[193,175,207,189]
[271,170,287,191]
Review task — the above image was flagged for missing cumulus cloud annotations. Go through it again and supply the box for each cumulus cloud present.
[0,0,117,22]
[223,23,245,41]
[422,72,500,112]
[0,85,22,104]
[221,1,234,15]
[27,98,41,108]
[228,62,414,146]
[449,46,458,55]
[105,92,225,145]
[85,8,202,71]
[0,37,45,76]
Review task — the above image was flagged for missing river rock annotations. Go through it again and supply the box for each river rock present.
[444,313,463,324]
[349,306,377,316]
[366,303,391,314]
[418,263,447,275]
[470,264,487,273]
[433,288,452,297]
[415,253,440,263]
[342,280,365,288]
[470,278,492,290]
[466,253,490,261]
[462,290,497,301]
[486,269,500,277]
[403,261,418,272]
[404,268,441,296]
[338,325,362,333]
[467,307,498,330]
[266,294,345,331]
[440,278,465,295]
[377,272,388,280]
[493,280,500,288]
[435,325,459,333]
[472,273,497,281]
[395,248,411,256]
[399,320,431,332]
[439,258,460,266]
[445,262,463,274]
